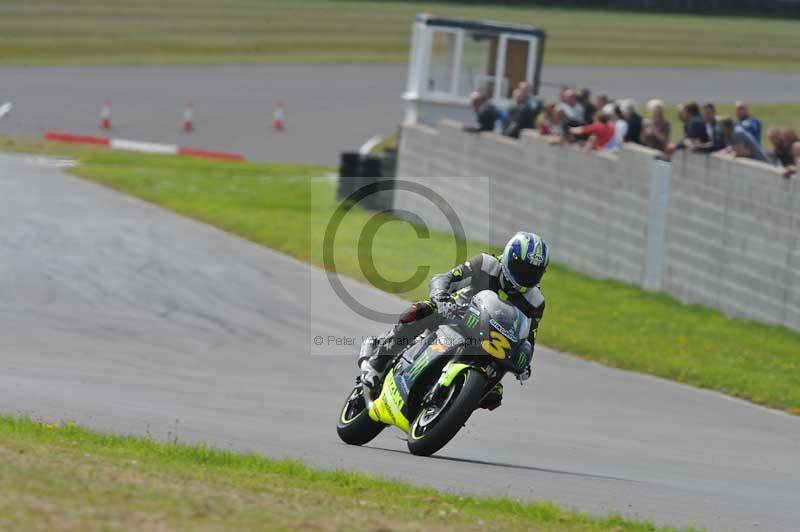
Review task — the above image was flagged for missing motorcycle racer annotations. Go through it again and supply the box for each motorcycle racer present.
[359,231,549,410]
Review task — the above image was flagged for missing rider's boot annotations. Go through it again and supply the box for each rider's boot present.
[358,328,403,391]
[478,383,503,410]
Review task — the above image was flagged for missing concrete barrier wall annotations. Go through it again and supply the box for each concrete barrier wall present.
[665,151,800,329]
[394,120,800,330]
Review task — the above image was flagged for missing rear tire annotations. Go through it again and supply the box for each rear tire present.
[337,386,385,445]
[407,368,486,456]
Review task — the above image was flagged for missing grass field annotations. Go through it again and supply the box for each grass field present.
[0,416,692,531]
[0,0,798,69]
[2,135,798,415]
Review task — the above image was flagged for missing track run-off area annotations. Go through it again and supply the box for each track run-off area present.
[1,153,798,531]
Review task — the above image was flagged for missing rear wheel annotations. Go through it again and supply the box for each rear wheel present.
[336,386,385,445]
[407,368,486,456]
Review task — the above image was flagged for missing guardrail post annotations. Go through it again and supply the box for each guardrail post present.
[642,158,672,292]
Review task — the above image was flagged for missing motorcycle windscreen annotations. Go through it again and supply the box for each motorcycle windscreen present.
[469,290,531,371]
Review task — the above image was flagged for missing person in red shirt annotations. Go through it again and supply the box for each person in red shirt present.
[569,110,615,150]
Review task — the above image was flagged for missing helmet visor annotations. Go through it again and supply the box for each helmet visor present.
[508,258,544,288]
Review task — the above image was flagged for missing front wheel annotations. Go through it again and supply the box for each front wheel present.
[407,368,486,456]
[337,386,385,445]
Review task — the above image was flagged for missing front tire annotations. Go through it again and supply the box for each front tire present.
[337,386,385,445]
[407,368,486,456]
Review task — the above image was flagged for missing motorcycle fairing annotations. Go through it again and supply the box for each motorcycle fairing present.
[368,368,410,432]
[370,326,467,433]
[394,326,465,400]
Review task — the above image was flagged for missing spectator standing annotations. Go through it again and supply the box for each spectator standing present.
[782,128,799,165]
[641,99,671,151]
[555,108,573,140]
[769,128,799,177]
[694,103,726,153]
[784,129,800,152]
[503,82,541,138]
[783,128,799,176]
[768,128,788,164]
[569,109,615,151]
[464,89,499,133]
[538,101,558,135]
[735,101,762,144]
[559,85,570,102]
[596,94,610,114]
[558,89,585,125]
[622,99,643,145]
[578,88,596,124]
[720,118,769,163]
[607,104,628,150]
[668,102,709,154]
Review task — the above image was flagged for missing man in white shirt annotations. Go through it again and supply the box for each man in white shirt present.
[558,89,585,124]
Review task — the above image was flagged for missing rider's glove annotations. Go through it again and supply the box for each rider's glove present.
[516,364,532,384]
[432,292,460,320]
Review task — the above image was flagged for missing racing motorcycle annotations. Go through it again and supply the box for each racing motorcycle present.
[336,290,532,456]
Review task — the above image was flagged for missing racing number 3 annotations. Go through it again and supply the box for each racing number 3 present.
[481,331,510,359]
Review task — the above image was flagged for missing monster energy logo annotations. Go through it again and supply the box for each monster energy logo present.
[408,352,430,380]
[464,313,479,328]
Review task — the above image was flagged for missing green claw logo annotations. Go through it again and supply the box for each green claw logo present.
[408,352,430,380]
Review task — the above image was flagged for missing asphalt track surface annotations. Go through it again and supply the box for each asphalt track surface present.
[1,65,799,164]
[1,153,799,531]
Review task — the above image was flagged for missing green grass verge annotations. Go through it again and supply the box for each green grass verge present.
[1,135,798,416]
[1,0,798,70]
[0,415,692,531]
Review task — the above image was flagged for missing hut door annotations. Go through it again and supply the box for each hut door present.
[503,38,530,98]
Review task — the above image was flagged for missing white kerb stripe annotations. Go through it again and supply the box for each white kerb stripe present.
[110,138,179,155]
[358,134,383,156]
[0,102,12,120]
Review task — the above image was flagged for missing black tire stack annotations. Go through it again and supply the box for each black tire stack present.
[336,151,394,212]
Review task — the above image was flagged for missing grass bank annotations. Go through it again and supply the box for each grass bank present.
[2,135,799,415]
[0,415,690,531]
[0,0,798,69]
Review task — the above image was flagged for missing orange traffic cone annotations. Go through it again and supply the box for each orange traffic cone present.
[182,100,194,132]
[99,100,111,130]
[272,100,285,131]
